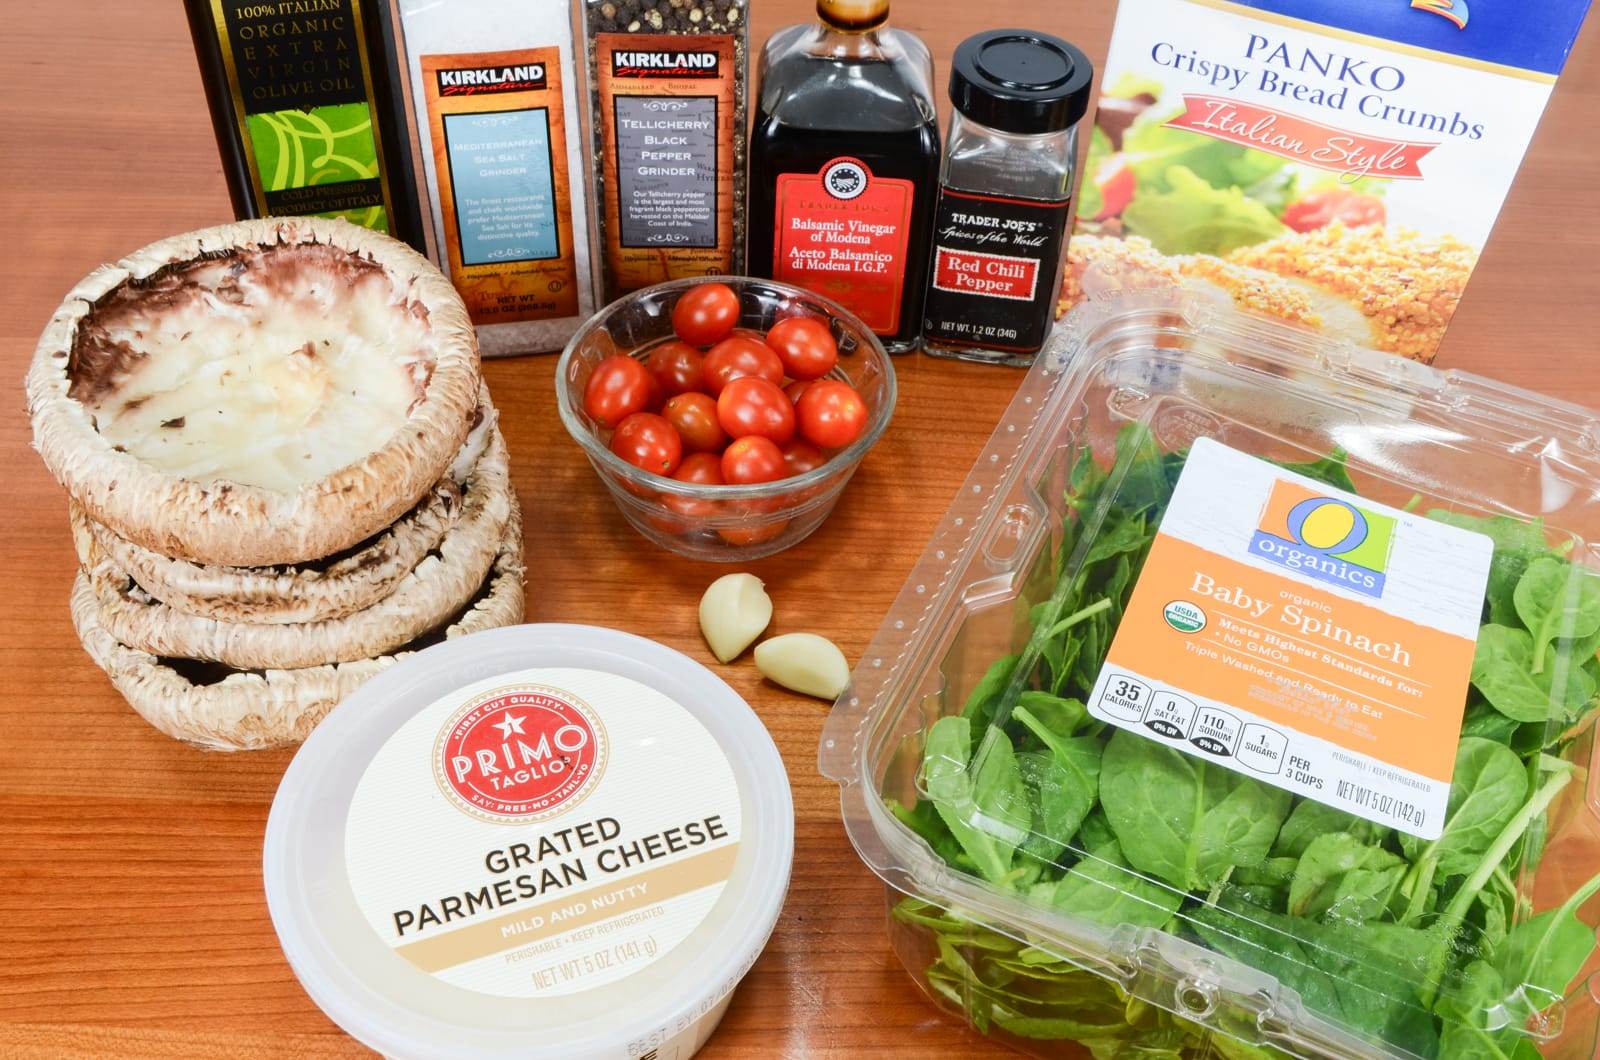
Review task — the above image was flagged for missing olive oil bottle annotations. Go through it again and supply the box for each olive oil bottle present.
[184,0,426,250]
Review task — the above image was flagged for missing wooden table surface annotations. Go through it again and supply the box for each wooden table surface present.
[3,2,1598,1057]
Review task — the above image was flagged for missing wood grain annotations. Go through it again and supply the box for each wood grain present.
[2,1,1598,1057]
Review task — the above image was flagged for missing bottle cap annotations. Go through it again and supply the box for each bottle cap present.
[817,0,889,30]
[949,29,1094,136]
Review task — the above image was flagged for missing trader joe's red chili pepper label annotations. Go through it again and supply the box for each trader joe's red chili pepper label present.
[923,189,1070,353]
[772,157,915,335]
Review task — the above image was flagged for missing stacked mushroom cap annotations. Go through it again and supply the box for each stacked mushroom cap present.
[26,219,524,750]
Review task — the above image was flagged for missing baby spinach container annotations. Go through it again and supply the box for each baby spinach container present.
[820,291,1600,1059]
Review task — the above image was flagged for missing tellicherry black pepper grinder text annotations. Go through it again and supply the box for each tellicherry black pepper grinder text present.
[746,0,940,354]
[922,30,1093,365]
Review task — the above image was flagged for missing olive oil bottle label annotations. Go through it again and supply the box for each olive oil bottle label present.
[772,157,916,335]
[344,668,743,998]
[1086,438,1493,840]
[594,33,739,295]
[210,0,395,232]
[420,49,581,325]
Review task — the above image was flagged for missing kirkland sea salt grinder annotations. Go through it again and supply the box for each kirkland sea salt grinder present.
[922,31,1093,366]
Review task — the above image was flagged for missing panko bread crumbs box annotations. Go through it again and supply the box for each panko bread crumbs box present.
[1065,0,1592,362]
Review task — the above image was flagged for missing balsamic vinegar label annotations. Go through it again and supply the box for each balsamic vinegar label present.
[771,157,916,336]
[210,0,396,231]
[922,188,1070,354]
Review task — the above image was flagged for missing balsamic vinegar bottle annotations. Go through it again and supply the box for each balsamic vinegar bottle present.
[747,0,940,353]
[184,0,426,251]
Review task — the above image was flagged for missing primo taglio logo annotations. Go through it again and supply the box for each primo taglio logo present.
[1249,480,1397,598]
[1410,0,1469,30]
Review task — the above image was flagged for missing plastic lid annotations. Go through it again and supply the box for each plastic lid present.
[264,624,793,1060]
[949,29,1094,135]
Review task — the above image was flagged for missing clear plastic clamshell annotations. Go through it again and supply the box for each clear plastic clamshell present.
[821,291,1600,1059]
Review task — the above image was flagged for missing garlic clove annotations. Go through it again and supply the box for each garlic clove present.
[754,633,850,700]
[698,573,773,663]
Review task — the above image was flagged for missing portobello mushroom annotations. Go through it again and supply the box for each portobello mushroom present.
[28,217,480,566]
[69,505,525,751]
[82,430,514,669]
[70,398,499,624]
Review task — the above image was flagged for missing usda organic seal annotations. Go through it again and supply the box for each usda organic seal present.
[1163,600,1206,633]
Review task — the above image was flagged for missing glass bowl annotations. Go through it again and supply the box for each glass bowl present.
[556,276,897,561]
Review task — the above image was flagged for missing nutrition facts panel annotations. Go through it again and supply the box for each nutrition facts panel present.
[1089,666,1434,834]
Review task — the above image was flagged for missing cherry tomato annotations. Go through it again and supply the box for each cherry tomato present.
[645,340,705,397]
[703,335,785,396]
[784,380,813,406]
[717,377,795,444]
[765,316,838,381]
[584,355,660,428]
[796,379,869,449]
[721,436,787,485]
[662,392,727,453]
[781,439,827,477]
[610,412,682,477]
[1282,189,1386,233]
[671,282,740,347]
[659,452,724,523]
[718,520,790,547]
[672,451,725,485]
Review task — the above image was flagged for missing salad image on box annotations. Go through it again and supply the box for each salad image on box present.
[1064,0,1592,362]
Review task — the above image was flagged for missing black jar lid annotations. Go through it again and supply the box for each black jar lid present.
[949,29,1094,136]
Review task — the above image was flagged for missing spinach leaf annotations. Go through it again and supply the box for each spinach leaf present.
[1067,444,1108,508]
[1459,700,1522,743]
[1193,898,1438,1053]
[1273,447,1355,493]
[1015,691,1093,738]
[1427,510,1549,555]
[1398,738,1527,879]
[887,797,968,870]
[1015,706,1101,798]
[1272,801,1388,860]
[1083,509,1151,567]
[1434,960,1515,1059]
[1016,751,1079,867]
[1039,838,1184,930]
[924,717,1030,883]
[1288,833,1405,923]
[1471,626,1561,722]
[1486,548,1536,627]
[960,654,1020,747]
[1072,808,1119,854]
[1493,869,1600,1008]
[1514,558,1600,674]
[1100,730,1291,890]
[1108,423,1171,516]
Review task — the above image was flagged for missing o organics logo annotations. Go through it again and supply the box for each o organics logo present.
[1411,0,1468,29]
[1249,479,1395,598]
[822,159,868,201]
[435,686,607,823]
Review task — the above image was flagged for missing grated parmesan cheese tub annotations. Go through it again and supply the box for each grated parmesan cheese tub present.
[391,1,596,356]
[264,624,793,1058]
